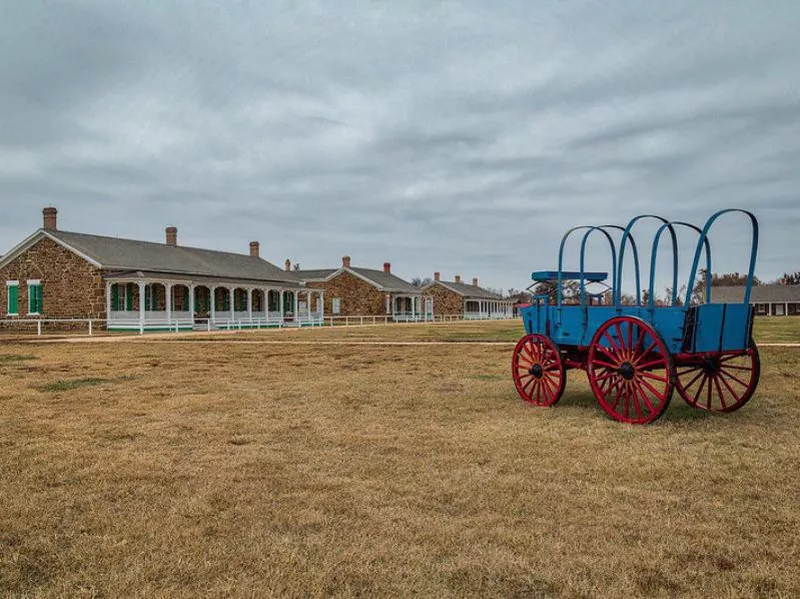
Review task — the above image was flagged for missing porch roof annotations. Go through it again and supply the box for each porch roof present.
[102,270,304,289]
[297,266,420,294]
[47,229,302,285]
[422,280,504,300]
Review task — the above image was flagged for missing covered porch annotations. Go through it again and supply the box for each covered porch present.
[390,294,433,322]
[463,298,515,320]
[105,275,323,333]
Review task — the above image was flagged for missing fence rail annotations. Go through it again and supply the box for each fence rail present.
[0,313,516,337]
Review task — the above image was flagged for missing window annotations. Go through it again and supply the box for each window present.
[27,280,43,314]
[6,281,19,315]
[332,298,341,314]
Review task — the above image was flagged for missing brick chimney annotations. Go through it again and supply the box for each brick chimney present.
[249,241,260,257]
[434,272,440,282]
[472,277,479,287]
[454,275,462,284]
[285,259,292,271]
[165,226,178,246]
[383,262,391,274]
[342,255,351,268]
[43,207,57,231]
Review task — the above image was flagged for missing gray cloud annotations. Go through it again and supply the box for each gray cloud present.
[2,0,799,294]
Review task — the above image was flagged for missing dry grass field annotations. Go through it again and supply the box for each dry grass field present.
[1,318,799,597]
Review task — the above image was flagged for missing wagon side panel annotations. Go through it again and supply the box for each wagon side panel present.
[686,303,752,353]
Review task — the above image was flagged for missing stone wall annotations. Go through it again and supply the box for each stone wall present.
[0,237,106,319]
[306,271,386,316]
[423,283,464,316]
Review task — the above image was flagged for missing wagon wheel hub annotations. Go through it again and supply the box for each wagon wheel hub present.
[619,362,636,381]
[529,363,544,379]
[702,357,721,374]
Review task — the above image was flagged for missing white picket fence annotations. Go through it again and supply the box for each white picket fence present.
[0,312,516,336]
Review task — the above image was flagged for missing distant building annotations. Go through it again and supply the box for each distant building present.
[0,207,318,331]
[297,257,429,321]
[422,273,514,319]
[711,285,800,317]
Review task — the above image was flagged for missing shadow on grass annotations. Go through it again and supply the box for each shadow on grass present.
[0,354,38,363]
[555,390,713,423]
[36,375,138,393]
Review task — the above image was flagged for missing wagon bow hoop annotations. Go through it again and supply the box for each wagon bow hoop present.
[684,209,759,307]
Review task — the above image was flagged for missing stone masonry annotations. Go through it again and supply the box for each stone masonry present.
[0,237,107,319]
[306,271,386,316]
[424,282,464,316]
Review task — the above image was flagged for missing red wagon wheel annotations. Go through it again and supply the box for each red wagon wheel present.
[675,340,760,412]
[512,334,566,407]
[587,316,674,424]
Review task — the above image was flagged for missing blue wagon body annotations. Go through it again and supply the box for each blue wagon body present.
[511,209,761,424]
[521,300,754,355]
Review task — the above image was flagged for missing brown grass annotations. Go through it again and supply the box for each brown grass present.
[1,321,799,597]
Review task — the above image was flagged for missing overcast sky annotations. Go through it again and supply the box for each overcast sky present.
[1,1,799,294]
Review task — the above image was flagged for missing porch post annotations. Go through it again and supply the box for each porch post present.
[280,290,285,323]
[306,290,311,321]
[105,282,112,319]
[189,284,195,325]
[210,286,217,324]
[293,290,299,318]
[412,296,416,321]
[247,288,253,323]
[166,283,173,327]
[138,281,146,334]
[229,287,235,322]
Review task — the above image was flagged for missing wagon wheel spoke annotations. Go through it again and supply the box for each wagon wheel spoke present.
[693,375,708,409]
[712,374,729,411]
[635,374,667,402]
[718,364,755,372]
[640,371,668,383]
[632,340,659,365]
[634,383,657,414]
[717,370,742,405]
[630,384,643,421]
[717,368,750,388]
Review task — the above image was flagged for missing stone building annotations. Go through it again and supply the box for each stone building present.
[297,256,430,320]
[0,207,319,331]
[422,273,514,319]
[711,285,800,317]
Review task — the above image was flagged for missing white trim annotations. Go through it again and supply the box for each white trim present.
[0,231,47,270]
[0,229,104,270]
[26,279,41,285]
[6,280,19,286]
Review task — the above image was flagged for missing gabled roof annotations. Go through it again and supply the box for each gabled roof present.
[711,285,800,303]
[0,229,303,286]
[296,266,420,294]
[422,280,503,300]
[297,269,337,281]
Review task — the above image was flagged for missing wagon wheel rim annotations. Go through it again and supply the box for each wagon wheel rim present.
[587,316,674,424]
[512,334,566,407]
[675,341,760,412]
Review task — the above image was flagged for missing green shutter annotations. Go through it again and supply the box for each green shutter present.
[126,284,134,310]
[111,285,119,311]
[7,285,18,315]
[28,284,42,314]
